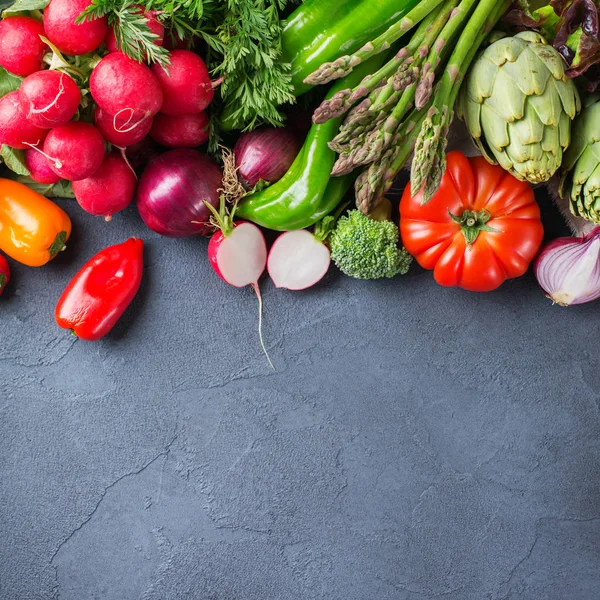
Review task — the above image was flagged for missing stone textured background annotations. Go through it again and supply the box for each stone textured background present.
[1,191,599,600]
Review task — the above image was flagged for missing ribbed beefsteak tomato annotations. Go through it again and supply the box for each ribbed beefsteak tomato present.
[400,151,544,292]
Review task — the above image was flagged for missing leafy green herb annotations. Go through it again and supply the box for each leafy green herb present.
[1,146,30,176]
[208,0,295,132]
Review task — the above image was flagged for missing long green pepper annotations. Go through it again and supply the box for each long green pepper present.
[236,54,388,231]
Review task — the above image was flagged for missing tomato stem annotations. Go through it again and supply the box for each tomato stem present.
[448,208,501,245]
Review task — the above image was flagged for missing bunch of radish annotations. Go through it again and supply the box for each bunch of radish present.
[0,0,216,223]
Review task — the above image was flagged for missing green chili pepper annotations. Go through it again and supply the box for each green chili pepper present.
[281,0,363,61]
[236,54,388,232]
[284,0,422,96]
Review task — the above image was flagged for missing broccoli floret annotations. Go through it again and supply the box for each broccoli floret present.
[329,210,412,280]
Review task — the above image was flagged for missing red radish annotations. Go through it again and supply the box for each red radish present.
[149,112,209,148]
[267,230,331,290]
[150,50,214,116]
[19,70,80,129]
[90,53,163,122]
[206,201,272,367]
[137,149,221,237]
[43,0,108,55]
[0,91,48,150]
[24,148,61,184]
[94,105,153,148]
[105,7,164,53]
[125,137,161,171]
[0,17,47,76]
[42,121,105,181]
[72,152,137,220]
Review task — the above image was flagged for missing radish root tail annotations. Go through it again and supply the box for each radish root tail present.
[251,282,274,370]
[113,108,149,134]
[23,142,63,169]
[29,73,66,117]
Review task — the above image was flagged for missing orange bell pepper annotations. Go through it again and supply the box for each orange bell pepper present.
[0,178,72,267]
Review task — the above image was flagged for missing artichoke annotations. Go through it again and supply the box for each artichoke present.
[457,31,581,184]
[560,97,600,224]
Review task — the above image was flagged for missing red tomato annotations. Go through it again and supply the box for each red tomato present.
[400,151,544,292]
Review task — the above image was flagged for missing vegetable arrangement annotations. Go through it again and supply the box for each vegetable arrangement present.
[1,0,600,359]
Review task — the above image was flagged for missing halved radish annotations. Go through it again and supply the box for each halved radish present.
[208,221,267,288]
[268,229,331,290]
[206,205,272,368]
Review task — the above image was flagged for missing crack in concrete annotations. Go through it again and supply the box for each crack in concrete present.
[49,433,179,600]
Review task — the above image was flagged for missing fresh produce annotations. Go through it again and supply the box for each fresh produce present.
[44,0,108,56]
[24,149,61,185]
[42,121,105,181]
[72,153,137,220]
[329,209,412,280]
[55,238,144,341]
[559,96,600,224]
[0,17,47,77]
[306,0,513,211]
[150,50,214,116]
[535,227,600,306]
[400,151,544,292]
[267,229,331,290]
[137,149,221,237]
[2,0,600,356]
[19,71,81,129]
[0,178,71,267]
[234,128,301,190]
[90,52,163,122]
[0,253,9,296]
[94,105,153,148]
[457,32,581,185]
[149,111,209,148]
[237,55,388,231]
[0,91,48,150]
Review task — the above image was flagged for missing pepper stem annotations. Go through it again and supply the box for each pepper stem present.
[48,231,68,259]
[448,208,501,245]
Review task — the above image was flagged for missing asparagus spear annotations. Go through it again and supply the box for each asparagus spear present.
[415,0,479,109]
[304,0,448,85]
[355,106,430,214]
[328,0,459,171]
[410,0,511,203]
[311,9,441,124]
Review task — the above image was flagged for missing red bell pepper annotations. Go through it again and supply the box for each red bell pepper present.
[55,238,144,341]
[0,253,10,296]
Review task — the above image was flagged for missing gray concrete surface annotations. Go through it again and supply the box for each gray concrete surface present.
[1,192,599,600]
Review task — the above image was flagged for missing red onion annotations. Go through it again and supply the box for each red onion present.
[234,127,301,189]
[535,227,600,306]
[137,149,222,237]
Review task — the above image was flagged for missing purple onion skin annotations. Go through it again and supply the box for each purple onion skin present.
[534,227,600,306]
[137,149,222,237]
[234,127,301,189]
